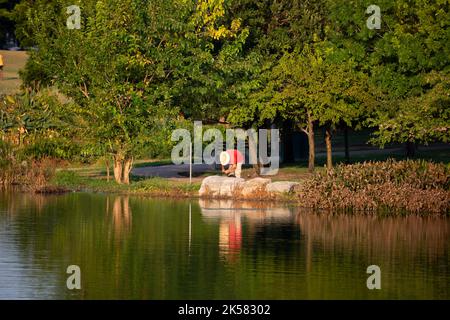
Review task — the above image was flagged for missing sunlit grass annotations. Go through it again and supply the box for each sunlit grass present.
[52,170,201,197]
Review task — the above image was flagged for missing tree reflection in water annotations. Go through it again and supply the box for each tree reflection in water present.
[295,211,450,265]
[0,192,448,299]
[107,196,132,242]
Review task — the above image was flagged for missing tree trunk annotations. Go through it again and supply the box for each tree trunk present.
[106,158,110,182]
[344,126,350,163]
[325,127,333,171]
[307,114,315,173]
[113,155,124,184]
[249,129,260,176]
[283,121,294,163]
[122,157,133,185]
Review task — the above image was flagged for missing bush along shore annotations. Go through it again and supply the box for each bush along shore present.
[296,160,450,215]
[0,157,59,192]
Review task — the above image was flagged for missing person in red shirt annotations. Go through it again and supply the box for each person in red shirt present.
[220,149,244,178]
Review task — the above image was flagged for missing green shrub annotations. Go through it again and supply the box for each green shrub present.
[52,170,83,186]
[23,138,81,160]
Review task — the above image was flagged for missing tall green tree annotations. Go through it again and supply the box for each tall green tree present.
[16,0,247,183]
[326,0,450,152]
[227,0,328,172]
[368,0,450,149]
[247,40,372,172]
[0,89,82,161]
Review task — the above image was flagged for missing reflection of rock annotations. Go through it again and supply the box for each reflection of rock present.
[199,198,293,222]
[240,178,271,197]
[266,181,300,194]
[199,176,300,199]
[199,176,245,197]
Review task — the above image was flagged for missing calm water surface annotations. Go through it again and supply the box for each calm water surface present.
[0,191,449,299]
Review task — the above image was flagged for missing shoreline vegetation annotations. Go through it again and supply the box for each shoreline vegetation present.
[2,158,448,216]
[297,159,449,215]
[1,1,449,216]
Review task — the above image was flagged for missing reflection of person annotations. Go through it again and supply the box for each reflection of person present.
[220,150,244,178]
[219,213,242,261]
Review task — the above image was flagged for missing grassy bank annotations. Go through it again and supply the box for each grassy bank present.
[51,170,201,198]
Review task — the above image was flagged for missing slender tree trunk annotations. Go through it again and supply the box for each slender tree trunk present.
[248,128,260,176]
[122,157,133,185]
[344,126,350,163]
[307,114,315,173]
[325,127,333,171]
[113,154,124,184]
[283,121,294,163]
[105,158,110,182]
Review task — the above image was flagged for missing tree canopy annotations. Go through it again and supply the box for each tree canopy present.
[2,0,448,180]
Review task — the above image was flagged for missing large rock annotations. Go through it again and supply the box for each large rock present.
[199,176,245,197]
[266,181,300,194]
[199,176,301,198]
[240,177,271,197]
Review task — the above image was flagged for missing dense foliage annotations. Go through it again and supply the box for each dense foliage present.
[1,0,448,185]
[11,0,249,183]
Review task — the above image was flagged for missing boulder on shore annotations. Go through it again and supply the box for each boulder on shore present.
[199,176,300,198]
[266,181,300,194]
[240,177,271,197]
[198,176,245,197]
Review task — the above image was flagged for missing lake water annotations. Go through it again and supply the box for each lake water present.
[0,191,448,299]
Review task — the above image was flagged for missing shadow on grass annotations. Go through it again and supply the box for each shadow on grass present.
[281,148,450,171]
[133,159,173,168]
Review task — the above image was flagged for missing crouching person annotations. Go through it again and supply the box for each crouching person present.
[220,150,244,178]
